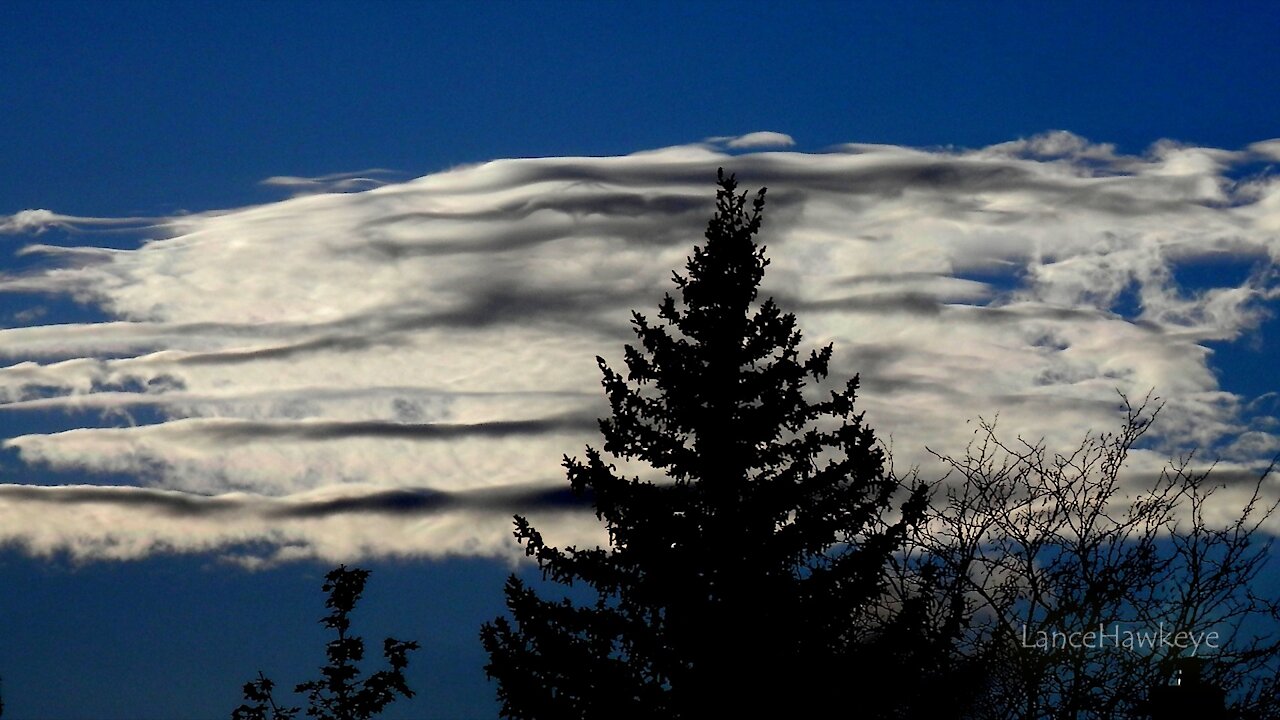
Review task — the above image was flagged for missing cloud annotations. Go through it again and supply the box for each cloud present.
[0,209,161,235]
[1248,139,1280,162]
[982,129,1119,161]
[708,131,798,149]
[0,483,603,565]
[1,130,1278,563]
[259,169,404,195]
[5,412,596,449]
[0,481,592,518]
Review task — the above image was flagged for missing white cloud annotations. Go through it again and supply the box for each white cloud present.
[259,169,403,195]
[0,209,161,235]
[707,131,797,149]
[982,130,1119,161]
[1,133,1278,564]
[0,209,63,234]
[0,483,606,565]
[1248,139,1280,162]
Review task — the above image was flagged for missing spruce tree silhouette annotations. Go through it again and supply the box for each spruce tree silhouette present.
[232,565,419,720]
[481,171,971,719]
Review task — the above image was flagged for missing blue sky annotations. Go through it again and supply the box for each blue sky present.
[2,2,1279,718]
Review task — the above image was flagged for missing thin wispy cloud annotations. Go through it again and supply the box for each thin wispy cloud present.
[0,209,163,235]
[1,131,1278,564]
[259,169,405,196]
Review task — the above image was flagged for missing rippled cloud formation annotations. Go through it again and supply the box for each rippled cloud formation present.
[2,131,1278,564]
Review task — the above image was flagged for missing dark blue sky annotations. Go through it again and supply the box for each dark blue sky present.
[6,1,1278,216]
[1,2,1278,718]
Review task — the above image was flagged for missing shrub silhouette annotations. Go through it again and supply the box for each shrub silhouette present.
[480,171,974,719]
[232,565,419,720]
[920,401,1280,719]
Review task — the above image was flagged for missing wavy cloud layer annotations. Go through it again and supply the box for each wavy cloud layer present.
[2,131,1278,563]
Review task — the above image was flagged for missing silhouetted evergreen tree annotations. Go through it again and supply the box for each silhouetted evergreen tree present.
[233,565,419,720]
[481,172,972,719]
